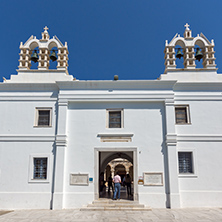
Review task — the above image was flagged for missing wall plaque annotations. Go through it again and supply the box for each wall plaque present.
[70,173,89,185]
[143,172,163,186]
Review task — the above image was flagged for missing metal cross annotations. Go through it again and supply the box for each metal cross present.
[44,26,49,32]
[184,23,190,30]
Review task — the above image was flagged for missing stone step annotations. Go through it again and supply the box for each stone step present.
[80,206,151,211]
[92,200,139,205]
[87,203,145,208]
[80,199,151,211]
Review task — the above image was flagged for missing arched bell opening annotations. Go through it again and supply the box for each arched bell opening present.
[175,45,184,68]
[174,40,185,69]
[194,44,204,68]
[48,46,58,69]
[48,41,58,69]
[30,46,39,69]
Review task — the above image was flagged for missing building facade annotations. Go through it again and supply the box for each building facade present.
[0,24,222,210]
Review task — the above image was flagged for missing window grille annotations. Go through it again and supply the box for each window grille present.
[33,158,47,179]
[38,110,50,126]
[178,152,193,173]
[175,107,188,124]
[109,111,121,128]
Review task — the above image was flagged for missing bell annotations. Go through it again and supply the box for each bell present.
[176,49,183,59]
[50,50,57,61]
[195,48,203,61]
[31,50,39,63]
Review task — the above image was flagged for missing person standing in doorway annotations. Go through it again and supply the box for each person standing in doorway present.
[125,174,132,197]
[99,172,105,193]
[113,171,121,200]
[108,175,113,194]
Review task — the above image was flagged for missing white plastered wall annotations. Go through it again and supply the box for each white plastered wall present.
[63,101,167,208]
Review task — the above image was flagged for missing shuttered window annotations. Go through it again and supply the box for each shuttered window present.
[178,152,193,173]
[35,108,52,127]
[109,111,121,128]
[33,158,47,179]
[175,106,190,124]
[38,110,50,126]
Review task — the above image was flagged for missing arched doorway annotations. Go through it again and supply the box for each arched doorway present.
[114,163,126,181]
[94,148,138,201]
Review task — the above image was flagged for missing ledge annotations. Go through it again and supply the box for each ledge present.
[98,133,133,137]
[0,135,55,142]
[178,174,198,178]
[97,133,134,142]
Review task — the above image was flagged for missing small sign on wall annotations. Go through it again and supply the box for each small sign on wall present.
[143,172,163,186]
[138,176,144,185]
[70,173,89,186]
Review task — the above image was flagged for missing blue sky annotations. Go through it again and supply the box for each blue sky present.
[0,0,222,81]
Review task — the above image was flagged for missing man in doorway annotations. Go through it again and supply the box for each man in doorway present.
[108,175,113,194]
[113,171,121,200]
[125,174,132,196]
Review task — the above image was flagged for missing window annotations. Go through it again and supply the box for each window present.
[107,109,123,128]
[175,105,190,124]
[33,158,47,179]
[29,154,50,183]
[35,108,52,127]
[178,152,193,174]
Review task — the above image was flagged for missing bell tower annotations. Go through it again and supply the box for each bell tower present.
[18,26,69,72]
[164,23,217,74]
[5,27,74,83]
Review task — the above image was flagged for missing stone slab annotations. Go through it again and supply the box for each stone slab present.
[1,208,222,221]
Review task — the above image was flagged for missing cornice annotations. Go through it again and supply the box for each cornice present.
[0,135,55,142]
[0,95,57,101]
[56,80,177,90]
[0,83,59,91]
[177,134,222,142]
[58,91,175,102]
[173,82,222,91]
[175,95,222,101]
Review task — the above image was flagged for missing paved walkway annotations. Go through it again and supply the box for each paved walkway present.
[1,208,222,222]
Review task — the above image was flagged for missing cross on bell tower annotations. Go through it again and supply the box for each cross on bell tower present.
[41,26,50,40]
[184,23,192,39]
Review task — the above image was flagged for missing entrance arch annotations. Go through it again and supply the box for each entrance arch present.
[101,152,133,170]
[114,164,126,180]
[104,159,133,183]
[94,147,138,201]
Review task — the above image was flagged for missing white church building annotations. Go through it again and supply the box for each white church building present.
[0,24,222,210]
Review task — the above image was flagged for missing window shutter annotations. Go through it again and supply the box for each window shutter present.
[34,158,47,179]
[38,110,50,126]
[175,107,187,124]
[109,111,121,128]
[178,152,193,173]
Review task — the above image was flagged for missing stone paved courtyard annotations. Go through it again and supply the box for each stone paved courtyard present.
[0,208,222,222]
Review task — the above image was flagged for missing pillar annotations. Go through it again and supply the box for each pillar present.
[52,99,68,209]
[111,168,114,178]
[165,99,180,208]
